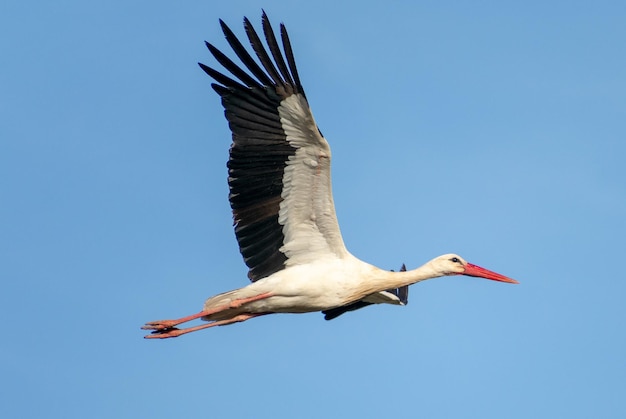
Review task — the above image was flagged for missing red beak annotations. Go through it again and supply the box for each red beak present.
[463,263,518,284]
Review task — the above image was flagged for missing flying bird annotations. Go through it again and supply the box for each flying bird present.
[142,12,518,339]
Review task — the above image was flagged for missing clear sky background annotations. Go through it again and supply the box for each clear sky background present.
[2,1,625,418]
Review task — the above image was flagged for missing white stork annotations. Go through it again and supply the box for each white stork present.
[142,12,518,339]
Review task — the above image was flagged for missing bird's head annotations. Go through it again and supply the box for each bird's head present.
[429,253,518,284]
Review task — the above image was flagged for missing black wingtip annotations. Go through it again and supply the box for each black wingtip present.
[210,83,228,96]
[198,61,209,72]
[219,18,235,40]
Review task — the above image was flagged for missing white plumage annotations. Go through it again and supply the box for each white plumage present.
[142,13,517,339]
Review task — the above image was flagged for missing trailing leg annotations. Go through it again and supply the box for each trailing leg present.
[141,292,273,334]
[144,313,267,339]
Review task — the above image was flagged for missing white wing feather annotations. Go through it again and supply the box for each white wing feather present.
[278,94,348,265]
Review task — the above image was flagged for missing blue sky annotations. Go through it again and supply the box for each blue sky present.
[2,1,625,418]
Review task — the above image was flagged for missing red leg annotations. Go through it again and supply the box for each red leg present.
[141,310,207,331]
[144,313,267,339]
[141,292,274,331]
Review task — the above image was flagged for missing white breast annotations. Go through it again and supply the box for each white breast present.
[243,255,380,313]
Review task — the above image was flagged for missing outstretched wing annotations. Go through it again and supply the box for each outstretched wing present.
[322,264,410,320]
[200,12,348,281]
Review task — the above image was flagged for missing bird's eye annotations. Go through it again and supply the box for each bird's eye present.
[450,257,460,263]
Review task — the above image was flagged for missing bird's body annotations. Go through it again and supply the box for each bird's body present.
[203,254,439,317]
[142,13,518,339]
[203,256,377,318]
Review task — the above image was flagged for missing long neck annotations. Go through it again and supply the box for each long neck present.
[355,261,443,299]
[382,263,442,289]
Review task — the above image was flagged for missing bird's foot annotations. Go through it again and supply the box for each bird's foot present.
[144,327,186,339]
[141,320,178,331]
[141,309,209,332]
